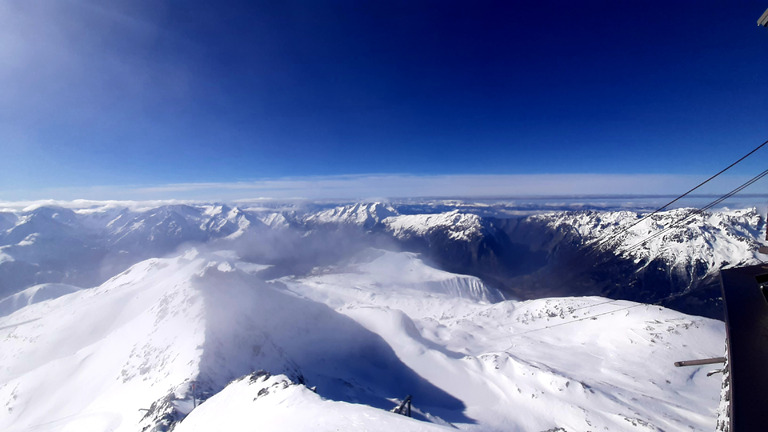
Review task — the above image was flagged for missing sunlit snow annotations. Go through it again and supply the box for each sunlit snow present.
[0,201,753,431]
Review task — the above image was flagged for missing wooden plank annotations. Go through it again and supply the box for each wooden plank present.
[720,264,768,431]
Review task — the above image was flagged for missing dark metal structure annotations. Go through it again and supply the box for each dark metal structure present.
[719,264,768,431]
[673,357,725,367]
[392,395,413,417]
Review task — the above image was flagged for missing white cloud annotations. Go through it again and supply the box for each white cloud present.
[2,173,765,205]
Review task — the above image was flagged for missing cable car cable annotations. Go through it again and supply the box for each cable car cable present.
[626,168,768,252]
[594,138,768,249]
[506,283,714,340]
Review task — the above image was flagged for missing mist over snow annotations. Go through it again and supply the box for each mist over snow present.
[0,198,763,431]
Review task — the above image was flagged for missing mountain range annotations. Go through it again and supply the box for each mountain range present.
[0,200,761,431]
[1,201,762,318]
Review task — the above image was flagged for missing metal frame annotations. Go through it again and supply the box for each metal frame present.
[719,264,768,431]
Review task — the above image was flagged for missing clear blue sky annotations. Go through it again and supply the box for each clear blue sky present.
[1,1,767,200]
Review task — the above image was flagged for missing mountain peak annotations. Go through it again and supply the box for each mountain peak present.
[305,202,398,228]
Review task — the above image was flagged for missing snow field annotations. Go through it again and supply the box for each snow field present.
[0,245,726,431]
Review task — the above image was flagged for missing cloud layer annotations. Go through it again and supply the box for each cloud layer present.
[3,173,765,203]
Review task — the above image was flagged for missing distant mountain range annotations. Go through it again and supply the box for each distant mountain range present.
[1,201,763,318]
[0,221,726,431]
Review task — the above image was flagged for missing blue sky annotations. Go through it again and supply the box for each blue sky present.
[1,1,767,200]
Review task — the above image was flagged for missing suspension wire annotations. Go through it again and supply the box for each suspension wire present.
[593,138,768,249]
[506,284,713,340]
[575,168,768,311]
[503,141,768,344]
[625,168,768,252]
[567,297,625,312]
[0,317,40,331]
[562,167,768,321]
[509,303,647,338]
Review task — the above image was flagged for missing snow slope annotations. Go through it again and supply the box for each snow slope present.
[0,249,472,431]
[0,283,81,317]
[0,246,725,432]
[0,200,746,431]
[0,254,208,432]
[175,372,454,432]
[280,249,506,306]
[282,250,725,432]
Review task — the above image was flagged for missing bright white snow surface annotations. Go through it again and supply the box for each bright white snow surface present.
[0,247,724,432]
[384,210,486,242]
[0,283,81,317]
[175,372,454,432]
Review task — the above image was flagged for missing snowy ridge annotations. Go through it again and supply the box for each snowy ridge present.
[0,283,80,318]
[174,372,454,432]
[353,249,504,302]
[106,204,255,246]
[0,255,207,432]
[0,204,262,297]
[384,210,486,242]
[256,212,290,229]
[424,276,503,303]
[1,249,503,431]
[0,247,726,431]
[299,202,488,243]
[304,202,398,228]
[281,249,506,311]
[535,208,764,273]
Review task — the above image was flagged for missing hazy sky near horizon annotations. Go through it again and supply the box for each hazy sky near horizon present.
[1,1,767,200]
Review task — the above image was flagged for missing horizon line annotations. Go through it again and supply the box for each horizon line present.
[3,173,767,203]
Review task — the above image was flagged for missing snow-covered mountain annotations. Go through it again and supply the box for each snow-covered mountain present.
[0,245,725,431]
[304,202,398,229]
[384,210,487,242]
[533,208,763,272]
[0,201,764,319]
[501,208,765,317]
[0,204,262,299]
[1,199,756,430]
